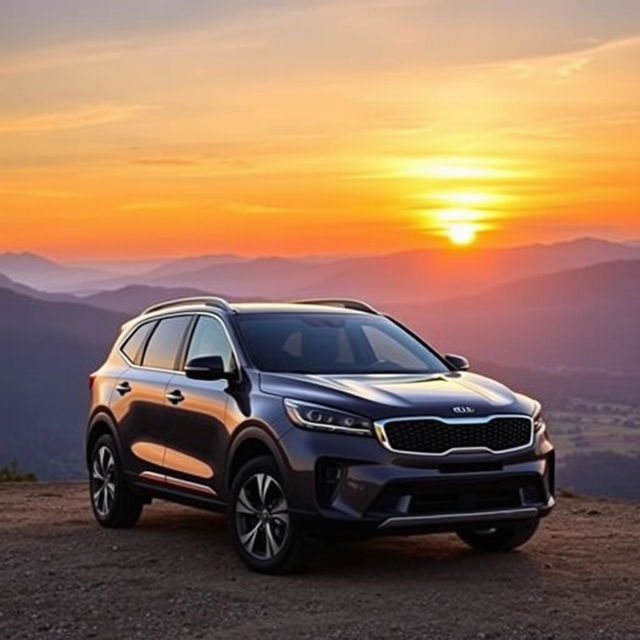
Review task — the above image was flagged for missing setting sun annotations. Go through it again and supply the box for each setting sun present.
[447,223,478,245]
[419,203,493,246]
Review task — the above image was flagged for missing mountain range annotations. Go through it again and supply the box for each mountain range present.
[1,237,638,493]
[389,259,640,374]
[0,288,125,479]
[3,237,639,301]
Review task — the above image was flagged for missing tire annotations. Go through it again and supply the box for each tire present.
[89,434,143,528]
[457,518,540,552]
[229,455,307,574]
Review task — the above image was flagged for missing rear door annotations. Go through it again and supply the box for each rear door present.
[111,315,193,482]
[162,314,236,497]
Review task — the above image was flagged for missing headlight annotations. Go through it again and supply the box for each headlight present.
[533,406,546,432]
[284,399,373,436]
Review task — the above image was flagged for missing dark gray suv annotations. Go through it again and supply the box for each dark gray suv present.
[87,297,555,573]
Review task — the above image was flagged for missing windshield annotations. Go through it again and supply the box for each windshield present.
[237,313,449,374]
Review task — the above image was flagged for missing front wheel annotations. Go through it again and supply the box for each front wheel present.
[89,434,143,528]
[229,456,307,574]
[457,518,539,552]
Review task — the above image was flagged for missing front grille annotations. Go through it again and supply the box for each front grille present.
[380,416,532,455]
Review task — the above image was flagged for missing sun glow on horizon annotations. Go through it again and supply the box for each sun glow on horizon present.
[447,222,478,245]
[419,191,500,246]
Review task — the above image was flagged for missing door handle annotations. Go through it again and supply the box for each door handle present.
[116,381,131,395]
[166,389,185,405]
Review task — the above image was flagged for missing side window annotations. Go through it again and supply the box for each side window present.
[362,325,427,370]
[121,321,156,365]
[185,316,235,370]
[141,316,192,370]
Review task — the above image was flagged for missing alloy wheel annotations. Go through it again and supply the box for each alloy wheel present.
[234,472,290,560]
[91,445,116,517]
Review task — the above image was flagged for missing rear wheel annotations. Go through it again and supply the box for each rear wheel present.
[229,456,307,574]
[457,518,539,552]
[89,434,143,528]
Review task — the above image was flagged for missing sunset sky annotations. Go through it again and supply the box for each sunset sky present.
[1,0,640,258]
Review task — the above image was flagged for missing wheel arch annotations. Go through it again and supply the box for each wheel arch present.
[86,409,121,469]
[225,424,289,499]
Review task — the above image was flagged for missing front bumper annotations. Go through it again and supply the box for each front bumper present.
[378,499,554,531]
[279,423,555,535]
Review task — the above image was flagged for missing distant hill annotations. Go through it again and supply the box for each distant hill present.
[0,251,108,290]
[117,237,640,304]
[0,272,76,302]
[390,260,640,374]
[0,272,46,297]
[81,285,268,315]
[10,238,640,301]
[81,284,213,314]
[72,254,248,292]
[0,288,125,479]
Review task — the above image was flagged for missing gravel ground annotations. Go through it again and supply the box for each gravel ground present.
[1,483,639,639]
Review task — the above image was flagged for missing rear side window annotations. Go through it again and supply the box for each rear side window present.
[121,321,156,365]
[141,316,192,370]
[185,316,235,370]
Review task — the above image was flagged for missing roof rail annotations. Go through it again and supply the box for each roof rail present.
[142,296,234,316]
[292,298,379,314]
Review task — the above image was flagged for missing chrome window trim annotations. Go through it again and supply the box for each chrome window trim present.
[373,413,535,457]
[117,311,242,376]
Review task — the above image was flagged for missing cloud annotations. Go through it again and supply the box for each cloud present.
[497,111,640,140]
[133,157,197,166]
[557,56,590,77]
[485,35,640,79]
[0,103,155,133]
[0,40,127,76]
[0,186,84,199]
[119,200,190,212]
[223,202,294,215]
[19,188,83,199]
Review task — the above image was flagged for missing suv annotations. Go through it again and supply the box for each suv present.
[87,297,554,573]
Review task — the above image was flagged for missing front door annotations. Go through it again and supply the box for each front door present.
[161,315,235,498]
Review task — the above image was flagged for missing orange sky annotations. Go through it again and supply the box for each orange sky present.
[1,0,640,258]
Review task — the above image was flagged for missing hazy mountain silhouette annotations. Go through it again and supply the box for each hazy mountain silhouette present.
[73,254,248,292]
[82,285,268,315]
[116,237,640,303]
[82,284,213,314]
[0,288,125,478]
[390,260,640,374]
[0,272,76,302]
[0,251,108,290]
[6,238,640,301]
[0,272,47,297]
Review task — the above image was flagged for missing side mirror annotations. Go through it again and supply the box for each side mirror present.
[445,353,470,371]
[185,355,229,380]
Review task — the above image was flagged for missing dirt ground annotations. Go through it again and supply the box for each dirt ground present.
[1,483,639,639]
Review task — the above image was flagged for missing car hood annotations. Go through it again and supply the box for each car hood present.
[258,370,537,420]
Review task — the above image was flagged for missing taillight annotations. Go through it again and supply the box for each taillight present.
[88,373,97,391]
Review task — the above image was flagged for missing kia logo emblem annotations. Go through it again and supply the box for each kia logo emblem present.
[452,406,476,414]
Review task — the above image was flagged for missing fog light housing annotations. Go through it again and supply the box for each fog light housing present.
[316,460,344,507]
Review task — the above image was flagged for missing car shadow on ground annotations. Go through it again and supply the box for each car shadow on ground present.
[131,504,544,583]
